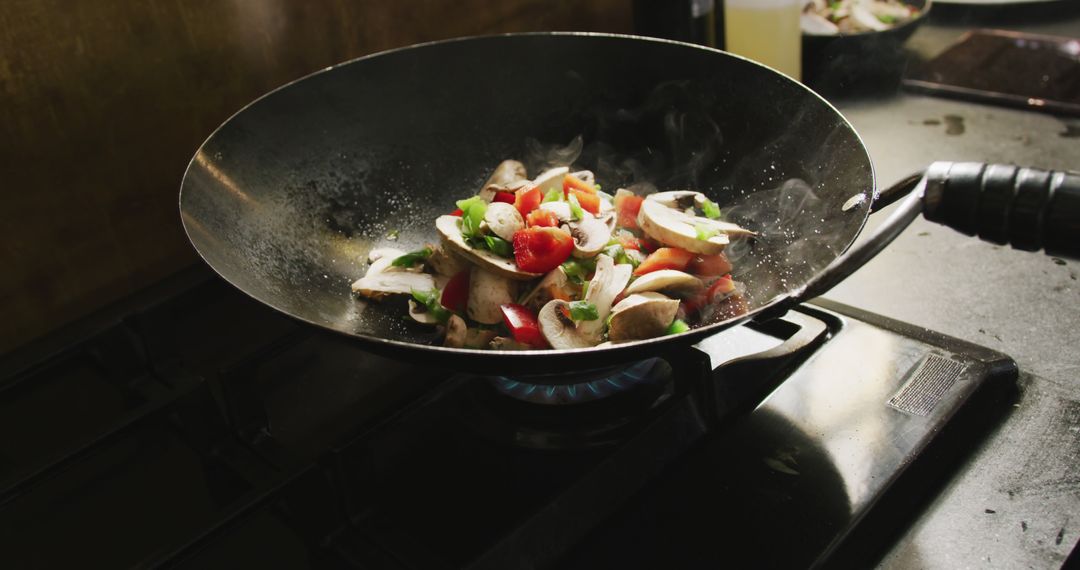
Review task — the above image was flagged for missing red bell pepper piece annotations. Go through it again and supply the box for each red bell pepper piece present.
[512,227,575,273]
[614,193,643,230]
[563,173,596,197]
[706,274,736,302]
[440,270,470,313]
[633,247,695,276]
[526,209,560,228]
[569,188,601,215]
[493,191,516,204]
[499,303,549,348]
[687,253,732,276]
[513,186,543,218]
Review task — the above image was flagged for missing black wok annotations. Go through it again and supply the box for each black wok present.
[179,33,1079,377]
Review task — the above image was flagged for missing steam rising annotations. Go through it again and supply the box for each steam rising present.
[519,79,860,312]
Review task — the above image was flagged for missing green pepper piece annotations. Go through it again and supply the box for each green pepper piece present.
[568,300,599,321]
[391,247,433,268]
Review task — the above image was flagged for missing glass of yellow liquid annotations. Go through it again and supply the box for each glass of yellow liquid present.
[724,0,802,81]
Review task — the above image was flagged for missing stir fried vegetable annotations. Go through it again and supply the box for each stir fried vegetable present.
[351,158,754,350]
[801,0,920,35]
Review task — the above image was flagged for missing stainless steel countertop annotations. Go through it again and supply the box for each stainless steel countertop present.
[811,5,1079,567]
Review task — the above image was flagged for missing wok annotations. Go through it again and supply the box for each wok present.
[179,33,1078,377]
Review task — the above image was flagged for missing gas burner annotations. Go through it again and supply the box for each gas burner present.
[459,358,680,449]
[490,359,664,405]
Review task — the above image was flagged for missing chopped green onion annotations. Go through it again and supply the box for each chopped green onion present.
[876,14,896,24]
[580,280,589,299]
[594,183,602,192]
[455,196,488,238]
[568,193,584,220]
[695,223,719,241]
[701,198,722,220]
[482,235,514,258]
[542,188,563,203]
[391,247,433,267]
[410,289,452,323]
[666,319,690,335]
[568,300,599,321]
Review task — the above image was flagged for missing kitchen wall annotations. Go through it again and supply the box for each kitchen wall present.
[0,0,634,352]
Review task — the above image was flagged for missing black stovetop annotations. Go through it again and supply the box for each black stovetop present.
[0,267,1016,569]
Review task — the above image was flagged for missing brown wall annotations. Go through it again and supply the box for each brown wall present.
[0,0,634,352]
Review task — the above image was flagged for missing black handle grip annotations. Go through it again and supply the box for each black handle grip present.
[922,161,1080,260]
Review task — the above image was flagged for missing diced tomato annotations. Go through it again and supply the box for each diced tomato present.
[526,209,560,228]
[450,209,463,217]
[440,270,470,313]
[633,247,695,276]
[614,193,644,230]
[706,274,736,302]
[570,188,601,215]
[687,253,732,276]
[493,191,516,204]
[512,227,575,273]
[499,304,549,349]
[513,186,543,217]
[563,173,597,197]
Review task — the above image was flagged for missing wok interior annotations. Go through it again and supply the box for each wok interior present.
[180,34,873,364]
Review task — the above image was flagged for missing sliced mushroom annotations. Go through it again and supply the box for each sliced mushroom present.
[598,210,616,231]
[465,328,498,349]
[519,266,575,311]
[537,254,631,349]
[366,247,425,273]
[436,215,540,280]
[484,202,525,242]
[801,12,840,35]
[637,191,753,255]
[489,336,532,351]
[537,300,595,349]
[566,215,611,259]
[532,166,569,194]
[539,201,573,222]
[578,254,632,341]
[444,314,467,348]
[598,195,615,216]
[467,267,516,325]
[569,170,594,184]
[624,269,704,297]
[408,299,439,325]
[351,254,435,299]
[426,243,468,277]
[368,247,405,264]
[607,292,680,343]
[478,160,529,202]
[479,179,531,202]
[850,3,890,32]
[486,159,527,186]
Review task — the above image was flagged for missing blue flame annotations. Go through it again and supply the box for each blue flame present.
[493,359,660,404]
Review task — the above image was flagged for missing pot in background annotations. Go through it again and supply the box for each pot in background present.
[801,0,932,89]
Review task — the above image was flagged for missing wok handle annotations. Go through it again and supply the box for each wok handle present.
[792,173,925,303]
[922,161,1080,260]
[789,161,1080,306]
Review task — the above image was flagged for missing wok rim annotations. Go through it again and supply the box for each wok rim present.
[178,31,877,373]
